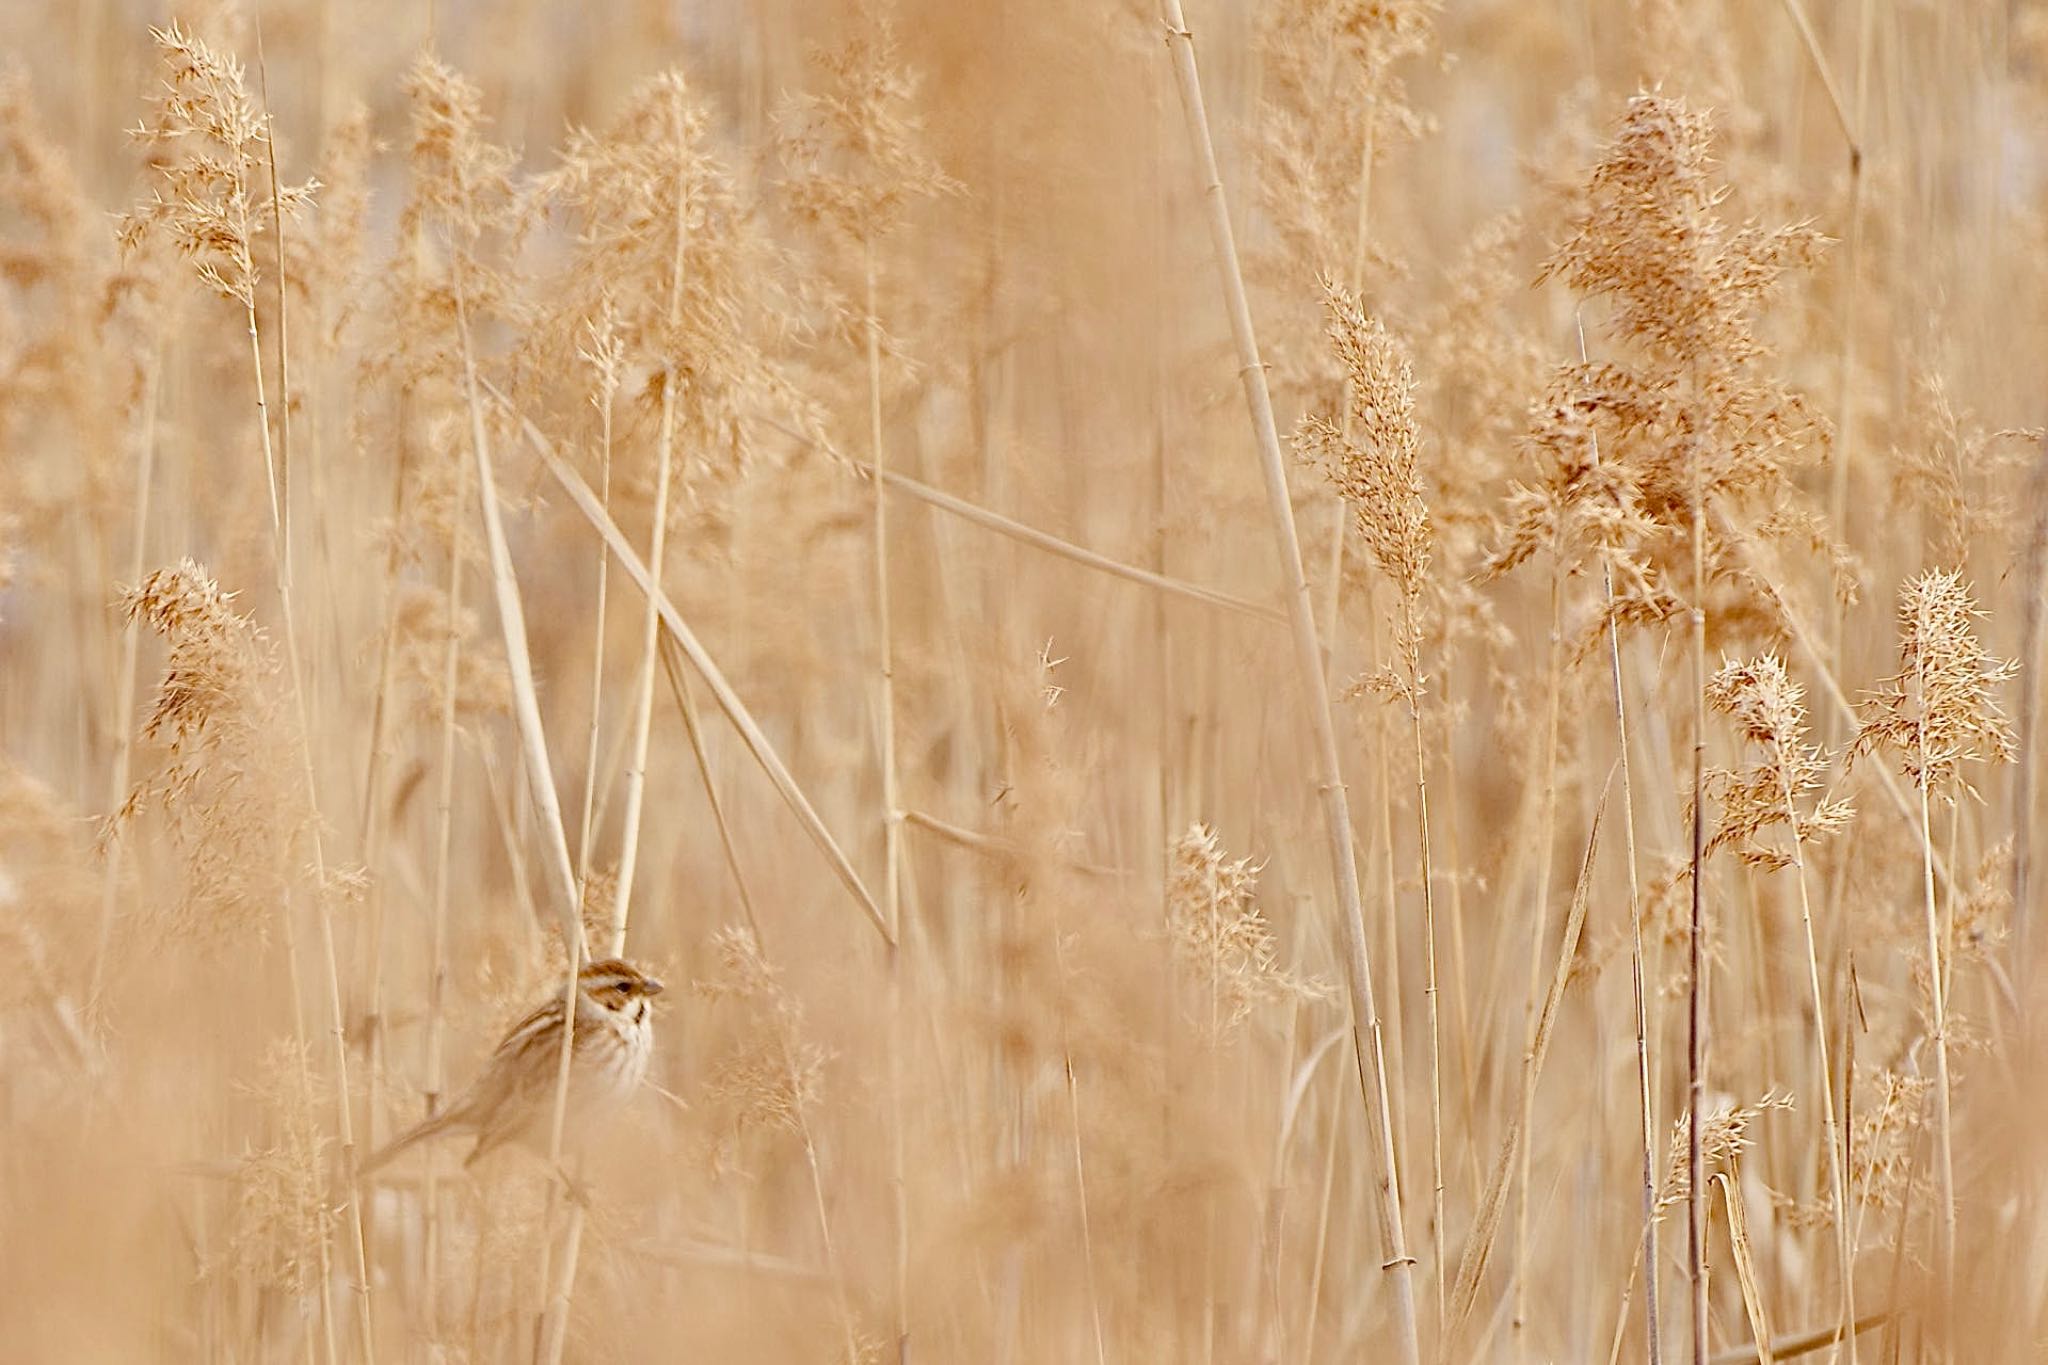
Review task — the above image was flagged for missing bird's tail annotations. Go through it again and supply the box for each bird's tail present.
[358,1104,464,1177]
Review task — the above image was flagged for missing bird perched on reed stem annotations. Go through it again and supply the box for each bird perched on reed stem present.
[362,958,663,1173]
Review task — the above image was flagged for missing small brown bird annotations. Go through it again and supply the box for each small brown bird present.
[362,958,664,1173]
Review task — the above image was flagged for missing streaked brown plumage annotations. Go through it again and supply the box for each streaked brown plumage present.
[362,958,663,1173]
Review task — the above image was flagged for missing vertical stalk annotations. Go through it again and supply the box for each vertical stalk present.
[448,245,581,930]
[1052,910,1110,1365]
[1399,606,1444,1340]
[553,94,690,1363]
[607,369,675,949]
[438,156,586,1358]
[1615,619,1661,1365]
[539,1201,588,1365]
[866,238,903,940]
[1914,637,1957,1311]
[356,405,415,1203]
[1824,0,1875,743]
[226,111,377,1357]
[89,352,160,1010]
[1687,430,1709,1365]
[610,90,692,956]
[1582,310,1660,1365]
[1157,8,1420,1363]
[1513,562,1564,1350]
[2012,439,2048,1001]
[864,225,912,1363]
[576,350,618,892]
[1321,113,1376,655]
[1775,755,1854,1363]
[420,452,471,1334]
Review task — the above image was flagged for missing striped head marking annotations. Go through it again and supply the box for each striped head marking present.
[580,958,665,1013]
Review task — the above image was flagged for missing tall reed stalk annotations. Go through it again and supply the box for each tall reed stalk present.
[1686,420,1709,1365]
[609,87,692,960]
[1158,7,1420,1361]
[120,27,381,1350]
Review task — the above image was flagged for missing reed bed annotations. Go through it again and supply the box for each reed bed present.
[2,1,2046,1361]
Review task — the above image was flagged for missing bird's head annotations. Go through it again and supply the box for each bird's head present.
[579,958,666,1014]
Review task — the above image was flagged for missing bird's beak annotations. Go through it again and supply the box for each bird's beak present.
[641,976,666,996]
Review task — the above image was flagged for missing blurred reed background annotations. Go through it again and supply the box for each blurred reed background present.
[2,0,2047,1361]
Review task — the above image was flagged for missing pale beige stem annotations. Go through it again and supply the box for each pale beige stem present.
[90,351,159,1012]
[539,1200,588,1365]
[870,460,1281,622]
[860,227,914,1360]
[1512,564,1564,1353]
[609,375,676,954]
[1397,604,1445,1340]
[1321,109,1376,656]
[356,413,414,1196]
[611,87,693,959]
[656,633,761,936]
[1824,0,1875,752]
[575,359,617,890]
[865,237,902,941]
[1914,652,1957,1317]
[1158,7,1419,1361]
[450,267,581,935]
[231,144,375,1359]
[1775,753,1854,1365]
[437,162,587,1357]
[417,442,472,1333]
[1582,307,1660,1365]
[517,406,890,942]
[1687,431,1710,1365]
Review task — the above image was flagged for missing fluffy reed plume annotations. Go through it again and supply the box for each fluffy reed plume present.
[0,65,88,287]
[1657,1089,1795,1212]
[1419,210,1544,562]
[536,65,809,498]
[1166,824,1325,1032]
[1704,653,1856,1346]
[774,4,959,272]
[697,923,858,1358]
[1291,279,1449,1324]
[1704,655,1853,870]
[0,765,96,1069]
[118,23,314,312]
[4,64,161,555]
[394,53,522,374]
[111,559,294,937]
[776,0,955,971]
[1846,1069,1932,1222]
[700,925,829,1150]
[0,66,92,441]
[1854,569,2017,1292]
[218,1040,336,1301]
[1481,95,1837,1361]
[1295,280,1430,689]
[390,583,512,726]
[1856,571,2020,798]
[1256,0,1438,293]
[535,62,811,960]
[1490,93,1834,642]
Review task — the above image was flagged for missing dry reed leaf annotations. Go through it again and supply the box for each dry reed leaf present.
[1445,772,1608,1341]
[1715,1171,1775,1365]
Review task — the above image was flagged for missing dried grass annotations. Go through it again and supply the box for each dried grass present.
[2,5,2045,1364]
